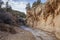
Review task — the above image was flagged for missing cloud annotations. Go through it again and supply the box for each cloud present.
[10,1,27,13]
[2,0,27,13]
[2,0,47,14]
[41,0,47,3]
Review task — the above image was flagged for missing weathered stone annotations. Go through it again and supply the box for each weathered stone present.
[26,0,60,39]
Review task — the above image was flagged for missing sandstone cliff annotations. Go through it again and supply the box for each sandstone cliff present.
[26,0,60,39]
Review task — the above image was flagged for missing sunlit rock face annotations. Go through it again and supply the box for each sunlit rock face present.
[26,0,60,39]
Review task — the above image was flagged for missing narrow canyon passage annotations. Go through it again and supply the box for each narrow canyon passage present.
[20,26,58,40]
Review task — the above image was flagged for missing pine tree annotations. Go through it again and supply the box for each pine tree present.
[6,0,12,12]
[36,0,41,5]
[0,0,4,8]
[32,1,37,7]
[26,3,31,10]
[32,0,41,7]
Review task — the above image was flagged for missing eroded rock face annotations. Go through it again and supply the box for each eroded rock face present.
[26,0,60,39]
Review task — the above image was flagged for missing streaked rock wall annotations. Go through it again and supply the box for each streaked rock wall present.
[26,0,60,39]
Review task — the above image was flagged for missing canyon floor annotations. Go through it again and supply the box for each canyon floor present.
[0,26,59,40]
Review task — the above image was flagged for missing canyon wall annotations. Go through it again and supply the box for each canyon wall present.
[26,0,60,39]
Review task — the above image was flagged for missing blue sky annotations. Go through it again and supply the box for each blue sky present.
[2,0,46,13]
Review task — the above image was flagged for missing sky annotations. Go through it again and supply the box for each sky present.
[2,0,47,14]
